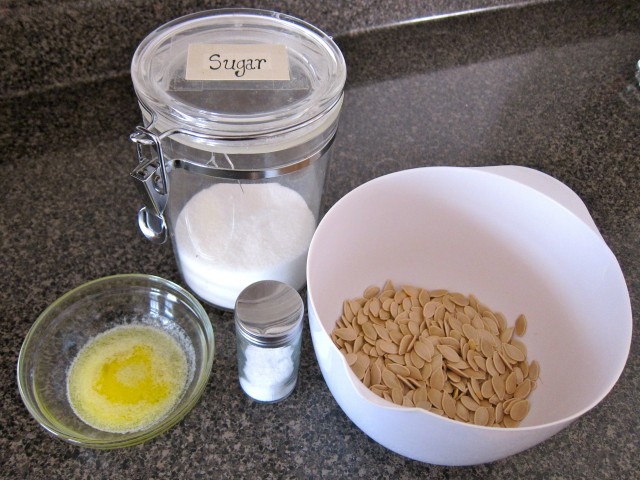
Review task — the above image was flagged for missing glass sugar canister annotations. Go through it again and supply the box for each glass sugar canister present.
[129,9,346,310]
[235,280,304,402]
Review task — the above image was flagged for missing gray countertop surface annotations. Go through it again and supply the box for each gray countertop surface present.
[1,0,639,478]
[2,0,551,97]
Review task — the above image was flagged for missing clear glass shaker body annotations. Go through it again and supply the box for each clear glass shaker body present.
[235,280,304,403]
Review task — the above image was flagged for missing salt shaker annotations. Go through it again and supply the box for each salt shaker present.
[235,280,304,402]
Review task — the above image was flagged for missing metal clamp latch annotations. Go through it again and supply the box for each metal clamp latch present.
[130,126,168,244]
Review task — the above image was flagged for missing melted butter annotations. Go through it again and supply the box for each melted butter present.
[66,324,189,434]
[94,344,170,405]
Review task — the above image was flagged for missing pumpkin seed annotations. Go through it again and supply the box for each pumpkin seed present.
[500,326,514,343]
[402,297,413,313]
[402,392,415,408]
[495,402,504,424]
[443,295,456,313]
[363,368,372,387]
[471,314,485,331]
[474,407,490,426]
[509,399,530,421]
[381,368,400,389]
[397,334,412,355]
[442,391,457,418]
[410,350,426,369]
[362,322,377,340]
[485,356,499,378]
[428,289,447,297]
[332,282,539,428]
[397,375,415,390]
[502,416,520,428]
[428,325,446,337]
[387,354,405,365]
[423,301,440,319]
[450,292,470,306]
[377,339,399,355]
[427,388,443,409]
[370,362,382,386]
[413,340,433,362]
[448,314,463,333]
[463,305,477,319]
[345,352,358,366]
[388,363,411,377]
[503,343,526,363]
[529,360,540,381]
[481,379,494,399]
[421,362,433,381]
[363,285,380,299]
[343,300,354,322]
[493,351,506,375]
[371,324,389,341]
[456,401,471,421]
[473,354,487,372]
[406,320,419,337]
[430,368,446,391]
[510,338,528,357]
[514,379,533,399]
[418,289,430,306]
[335,327,357,342]
[480,339,495,358]
[482,316,500,336]
[382,297,393,312]
[459,395,479,412]
[505,371,518,395]
[389,329,404,345]
[515,314,527,336]
[492,374,506,401]
[437,344,462,363]
[351,353,369,379]
[353,335,364,354]
[407,364,423,381]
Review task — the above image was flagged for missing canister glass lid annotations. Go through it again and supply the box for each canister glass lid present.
[131,9,346,139]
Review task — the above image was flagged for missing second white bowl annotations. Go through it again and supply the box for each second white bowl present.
[307,166,631,465]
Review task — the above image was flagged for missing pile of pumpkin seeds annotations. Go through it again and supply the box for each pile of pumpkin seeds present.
[331,280,540,428]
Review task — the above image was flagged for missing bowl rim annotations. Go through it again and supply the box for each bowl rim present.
[16,273,215,449]
[307,166,633,433]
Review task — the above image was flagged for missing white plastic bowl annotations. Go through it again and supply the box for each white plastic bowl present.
[307,166,632,466]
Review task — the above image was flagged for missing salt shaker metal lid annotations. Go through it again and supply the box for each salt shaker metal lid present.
[235,280,304,347]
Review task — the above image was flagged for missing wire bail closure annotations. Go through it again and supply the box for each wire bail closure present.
[130,126,169,244]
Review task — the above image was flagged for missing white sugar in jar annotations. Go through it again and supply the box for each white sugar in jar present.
[235,280,304,402]
[129,9,346,309]
[174,183,315,309]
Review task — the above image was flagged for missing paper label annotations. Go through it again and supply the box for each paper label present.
[185,44,290,81]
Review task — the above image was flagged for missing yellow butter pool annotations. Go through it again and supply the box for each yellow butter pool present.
[66,324,189,433]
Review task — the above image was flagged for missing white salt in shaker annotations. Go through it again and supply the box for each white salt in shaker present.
[235,280,304,402]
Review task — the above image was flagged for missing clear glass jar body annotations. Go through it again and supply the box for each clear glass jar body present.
[158,113,337,310]
[129,9,346,309]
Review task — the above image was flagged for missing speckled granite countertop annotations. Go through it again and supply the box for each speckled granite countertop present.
[1,0,639,478]
[2,0,550,97]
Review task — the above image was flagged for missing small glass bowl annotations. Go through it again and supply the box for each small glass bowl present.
[17,274,215,449]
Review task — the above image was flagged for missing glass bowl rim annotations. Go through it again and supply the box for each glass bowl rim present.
[16,273,215,449]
